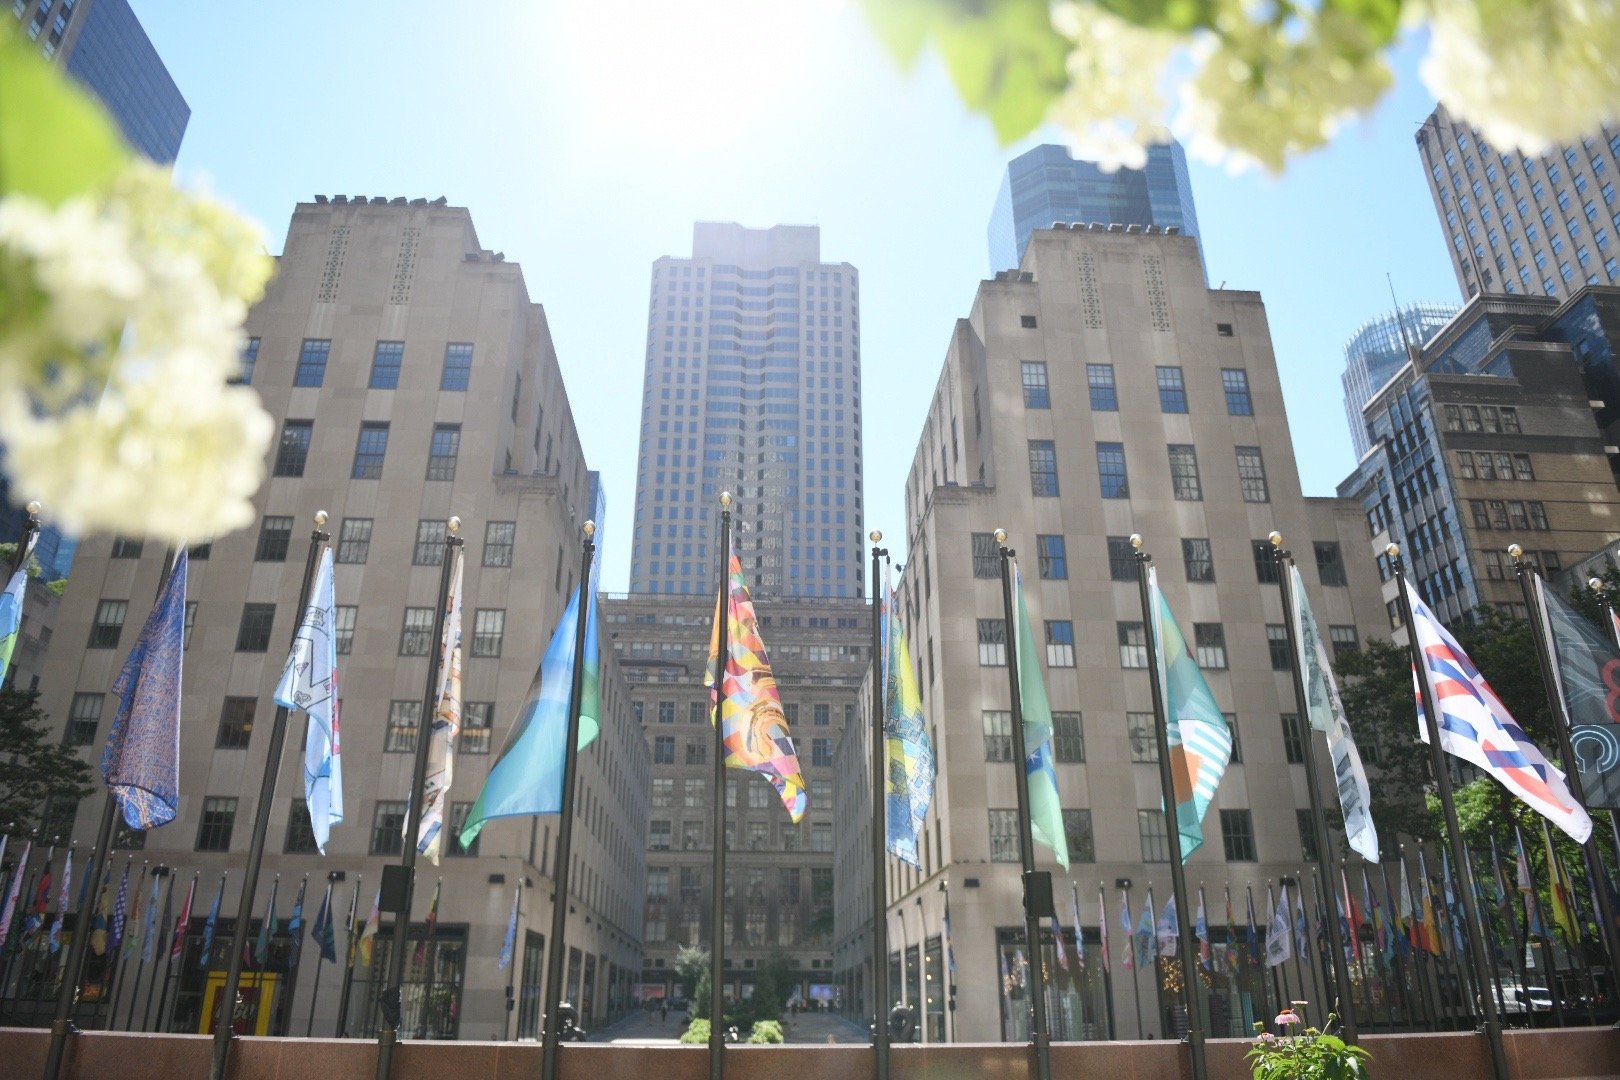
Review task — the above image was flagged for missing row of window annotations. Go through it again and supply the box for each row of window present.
[644,866,832,905]
[974,617,1358,671]
[980,709,1360,769]
[969,533,1345,588]
[1027,441,1270,503]
[986,806,1266,863]
[1468,499,1552,532]
[649,776,836,810]
[654,732,836,767]
[257,338,475,392]
[635,700,852,727]
[273,420,462,482]
[1021,362,1254,417]
[192,795,480,857]
[648,818,834,853]
[1441,404,1521,434]
[1455,451,1534,482]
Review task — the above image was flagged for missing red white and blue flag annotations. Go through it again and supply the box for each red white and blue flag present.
[1405,582,1592,843]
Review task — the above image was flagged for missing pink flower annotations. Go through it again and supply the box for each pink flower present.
[1274,1009,1300,1026]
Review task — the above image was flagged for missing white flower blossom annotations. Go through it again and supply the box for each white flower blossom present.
[1048,1,1179,170]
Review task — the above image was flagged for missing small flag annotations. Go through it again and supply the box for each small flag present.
[102,550,188,831]
[1246,886,1259,969]
[498,887,518,970]
[1119,890,1135,971]
[413,549,464,863]
[139,871,162,964]
[358,888,380,969]
[1052,913,1069,973]
[286,879,307,971]
[1294,884,1308,957]
[1098,886,1110,975]
[1195,888,1210,969]
[883,572,936,867]
[0,840,29,953]
[1416,851,1441,956]
[89,875,112,956]
[23,852,52,943]
[310,881,336,964]
[254,878,279,967]
[274,549,344,853]
[108,863,130,957]
[1008,559,1069,866]
[1071,887,1086,973]
[1440,850,1465,958]
[1542,821,1580,943]
[0,529,37,682]
[1135,889,1156,967]
[1266,884,1292,968]
[943,895,956,976]
[200,875,224,969]
[415,879,441,968]
[171,875,197,964]
[48,847,72,954]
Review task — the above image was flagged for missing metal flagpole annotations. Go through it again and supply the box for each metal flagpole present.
[939,879,956,1042]
[1130,535,1207,1080]
[105,859,144,1030]
[1093,883,1115,1040]
[211,511,328,1080]
[138,868,176,1031]
[867,533,891,1076]
[708,492,733,1080]
[994,531,1052,1080]
[503,881,521,1041]
[1590,580,1620,866]
[153,872,196,1034]
[1129,884,1144,1038]
[1270,535,1358,1038]
[1388,546,1509,1078]
[376,517,462,1080]
[894,901,909,1009]
[333,876,361,1037]
[306,879,334,1037]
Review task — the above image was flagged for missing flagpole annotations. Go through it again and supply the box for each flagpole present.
[153,872,196,1034]
[1589,579,1620,871]
[1388,546,1509,1078]
[539,520,596,1080]
[1129,535,1207,1079]
[376,516,462,1080]
[708,492,733,1080]
[334,875,361,1037]
[1128,884,1144,1037]
[993,530,1053,1080]
[105,859,143,1029]
[139,868,176,1031]
[939,879,955,1042]
[208,511,328,1080]
[1095,884,1115,1040]
[1269,534,1359,1039]
[866,532,890,1078]
[1513,548,1620,973]
[306,880,333,1036]
[503,880,520,1041]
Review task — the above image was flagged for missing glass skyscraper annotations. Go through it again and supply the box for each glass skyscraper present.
[987,141,1202,274]
[1340,302,1458,459]
[629,223,864,598]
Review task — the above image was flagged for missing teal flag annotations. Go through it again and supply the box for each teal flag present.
[253,877,279,967]
[1148,566,1232,861]
[200,875,223,969]
[0,530,36,684]
[884,569,935,866]
[1010,560,1068,868]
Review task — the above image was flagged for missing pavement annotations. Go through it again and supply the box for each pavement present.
[595,1008,870,1045]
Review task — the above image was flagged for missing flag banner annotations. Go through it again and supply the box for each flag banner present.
[286,879,306,971]
[48,848,71,954]
[706,554,807,821]
[498,886,518,970]
[1416,851,1442,957]
[1535,576,1620,809]
[171,876,196,964]
[458,542,602,847]
[1010,560,1069,867]
[274,548,344,852]
[121,869,143,960]
[1246,887,1260,970]
[1406,581,1592,843]
[883,572,935,867]
[23,852,52,943]
[311,882,336,964]
[108,863,130,957]
[139,871,161,964]
[415,880,440,968]
[102,550,188,831]
[200,876,223,969]
[0,528,37,681]
[1440,851,1465,958]
[358,889,380,969]
[943,896,956,976]
[89,876,111,956]
[1291,565,1379,862]
[1542,822,1580,943]
[414,547,463,863]
[254,878,279,967]
[1266,885,1292,967]
[1148,567,1233,861]
[1073,888,1088,973]
[1052,914,1069,972]
[1294,886,1308,957]
[0,840,28,953]
[1119,890,1134,971]
[1135,889,1156,967]
[1195,889,1210,969]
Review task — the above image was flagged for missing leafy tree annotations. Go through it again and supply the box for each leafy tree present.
[0,542,67,596]
[674,944,708,1001]
[0,687,93,835]
[1333,637,1430,846]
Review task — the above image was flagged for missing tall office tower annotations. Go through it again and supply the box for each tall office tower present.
[602,592,868,1010]
[628,223,864,600]
[1341,302,1458,459]
[987,142,1202,276]
[30,198,650,1037]
[832,223,1390,1042]
[1339,286,1620,627]
[1417,104,1620,301]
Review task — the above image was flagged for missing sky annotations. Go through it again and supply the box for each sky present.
[136,0,1462,593]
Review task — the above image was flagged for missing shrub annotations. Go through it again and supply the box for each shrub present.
[746,1020,784,1044]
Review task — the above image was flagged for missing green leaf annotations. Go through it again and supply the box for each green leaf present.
[1092,0,1221,32]
[0,24,129,205]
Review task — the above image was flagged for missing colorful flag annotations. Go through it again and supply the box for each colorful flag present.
[943,894,956,976]
[1441,850,1465,958]
[23,851,52,943]
[1291,565,1379,861]
[459,542,602,847]
[1407,581,1591,843]
[48,847,71,953]
[706,554,807,821]
[1157,894,1179,957]
[1120,890,1134,971]
[358,888,380,969]
[88,874,112,956]
[1052,914,1069,973]
[0,529,37,682]
[498,886,518,970]
[139,870,162,964]
[883,572,936,867]
[342,881,361,968]
[171,875,196,964]
[415,879,441,968]
[1098,886,1110,975]
[200,874,223,969]
[1341,869,1363,963]
[311,881,336,964]
[1224,886,1236,973]
[1294,884,1309,957]
[274,548,343,853]
[286,879,306,971]
[411,547,463,862]
[0,840,29,953]
[1006,559,1070,866]
[253,878,279,967]
[1195,888,1210,969]
[1542,822,1580,943]
[1535,574,1620,808]
[108,863,130,957]
[1416,851,1441,956]
[120,867,143,960]
[1071,886,1086,973]
[1135,888,1156,967]
[1266,884,1292,967]
[102,550,188,831]
[1148,567,1233,861]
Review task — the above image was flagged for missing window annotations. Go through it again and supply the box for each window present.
[989,810,1020,862]
[216,697,256,749]
[1108,536,1137,582]
[1314,541,1347,586]
[1225,712,1242,763]
[1529,501,1549,529]
[1063,809,1096,863]
[294,339,330,387]
[1021,362,1050,408]
[1118,622,1148,668]
[386,701,423,752]
[273,421,313,477]
[414,519,448,565]
[971,532,999,578]
[685,740,706,765]
[1020,314,1038,328]
[285,800,318,854]
[1156,366,1188,412]
[659,701,678,725]
[1252,540,1281,583]
[461,701,493,754]
[111,536,144,559]
[447,803,480,856]
[1281,713,1305,764]
[1220,809,1257,861]
[1046,620,1075,667]
[236,604,275,652]
[1329,626,1359,659]
[1053,712,1084,762]
[813,703,831,727]
[1513,453,1535,480]
[238,337,260,385]
[654,736,675,764]
[334,605,357,655]
[337,518,372,564]
[65,693,103,747]
[1223,368,1254,415]
[809,823,833,852]
[89,600,128,649]
[983,711,1013,761]
[811,738,833,767]
[483,522,516,567]
[196,797,239,852]
[1028,440,1059,496]
[978,619,1007,666]
[471,609,505,657]
[1087,364,1117,410]
[1037,535,1067,579]
[370,801,407,856]
[1216,322,1234,336]
[1297,809,1320,861]
[1266,625,1290,671]
[1236,446,1269,501]
[255,515,294,562]
[1138,809,1170,862]
[352,422,390,479]
[424,423,462,481]
[369,341,404,389]
[690,701,706,724]
[441,343,474,390]
[1193,623,1227,669]
[400,607,435,655]
[184,601,198,649]
[1168,444,1202,500]
[1096,442,1128,498]
[1182,538,1215,583]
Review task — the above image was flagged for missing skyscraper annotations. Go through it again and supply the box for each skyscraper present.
[1417,104,1620,301]
[1341,302,1458,459]
[628,223,864,599]
[987,142,1202,275]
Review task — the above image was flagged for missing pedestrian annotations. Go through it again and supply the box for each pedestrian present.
[659,1002,667,1023]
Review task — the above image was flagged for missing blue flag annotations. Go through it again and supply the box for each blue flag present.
[310,882,336,964]
[200,875,223,969]
[498,887,519,970]
[883,572,935,866]
[101,550,187,831]
[274,549,343,853]
[0,530,36,683]
[109,864,130,956]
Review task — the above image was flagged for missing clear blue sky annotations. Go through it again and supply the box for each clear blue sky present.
[137,0,1460,593]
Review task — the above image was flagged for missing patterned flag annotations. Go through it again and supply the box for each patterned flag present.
[1195,888,1210,969]
[286,879,306,971]
[254,878,279,967]
[1119,890,1134,971]
[120,867,143,960]
[412,548,463,863]
[1291,565,1379,861]
[1071,887,1086,973]
[139,871,162,964]
[883,571,935,867]
[498,886,518,970]
[357,888,380,969]
[1098,886,1110,975]
[310,881,336,964]
[274,548,343,853]
[1157,894,1178,957]
[415,880,441,968]
[705,554,807,821]
[0,529,37,682]
[171,875,196,965]
[48,848,71,953]
[200,875,223,969]
[1407,581,1591,842]
[102,550,188,831]
[1542,822,1580,943]
[1135,888,1156,967]
[1052,913,1069,973]
[108,863,130,957]
[0,840,29,953]
[1009,559,1069,866]
[1148,567,1233,860]
[1266,884,1292,967]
